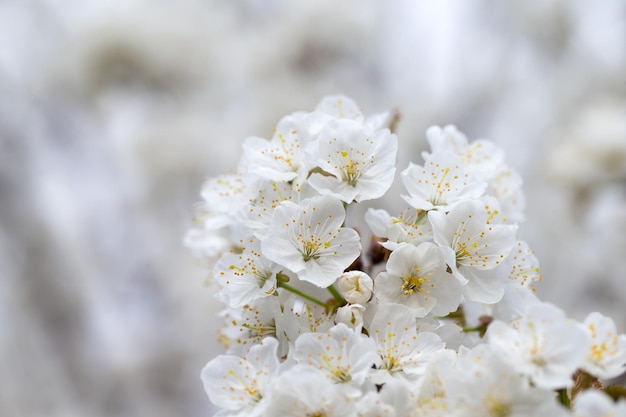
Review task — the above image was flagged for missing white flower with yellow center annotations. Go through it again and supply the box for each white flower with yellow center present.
[445,344,570,417]
[293,323,377,385]
[265,365,360,417]
[307,119,398,203]
[375,243,462,318]
[487,166,526,223]
[201,337,280,417]
[238,178,314,239]
[281,295,335,344]
[425,125,505,182]
[401,150,486,212]
[429,199,518,303]
[365,206,433,250]
[241,113,308,182]
[219,296,285,357]
[365,303,445,384]
[186,171,254,268]
[579,312,626,379]
[262,195,361,287]
[199,171,254,215]
[214,236,282,308]
[486,302,589,389]
[490,240,542,322]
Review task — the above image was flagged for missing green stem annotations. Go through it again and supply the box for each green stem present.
[557,388,570,409]
[327,284,346,306]
[462,326,482,333]
[279,282,330,309]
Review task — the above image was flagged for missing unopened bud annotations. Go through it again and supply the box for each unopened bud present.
[336,304,366,332]
[336,271,373,304]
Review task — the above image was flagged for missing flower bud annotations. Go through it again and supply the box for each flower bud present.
[336,271,373,304]
[335,304,366,332]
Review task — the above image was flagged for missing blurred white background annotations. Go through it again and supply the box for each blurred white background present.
[0,0,624,415]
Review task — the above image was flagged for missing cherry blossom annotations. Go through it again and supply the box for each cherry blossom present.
[579,312,626,379]
[429,199,518,303]
[262,195,361,287]
[401,150,486,212]
[187,96,626,417]
[374,242,462,317]
[201,337,281,417]
[213,236,281,308]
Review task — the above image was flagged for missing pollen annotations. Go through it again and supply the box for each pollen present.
[401,267,430,295]
[338,149,362,186]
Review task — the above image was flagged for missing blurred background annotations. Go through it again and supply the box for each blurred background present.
[0,0,624,415]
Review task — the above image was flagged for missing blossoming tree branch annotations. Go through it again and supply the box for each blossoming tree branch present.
[186,95,626,417]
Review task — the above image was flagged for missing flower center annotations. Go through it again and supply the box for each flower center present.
[301,239,331,261]
[267,132,300,172]
[241,320,277,339]
[226,368,263,403]
[590,341,612,362]
[485,394,512,417]
[431,167,451,205]
[340,150,361,186]
[454,240,480,267]
[401,267,428,295]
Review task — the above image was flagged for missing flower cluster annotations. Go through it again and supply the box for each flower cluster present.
[186,95,626,417]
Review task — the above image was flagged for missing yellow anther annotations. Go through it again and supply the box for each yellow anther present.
[401,268,428,295]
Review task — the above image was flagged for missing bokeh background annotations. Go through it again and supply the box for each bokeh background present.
[1,0,625,416]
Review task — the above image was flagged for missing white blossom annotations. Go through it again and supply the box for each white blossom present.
[486,302,589,389]
[293,323,378,385]
[401,150,486,212]
[281,295,335,344]
[238,178,310,239]
[199,171,255,215]
[489,240,542,322]
[201,337,281,417]
[219,296,286,357]
[424,125,470,155]
[487,166,526,223]
[365,303,446,384]
[262,195,361,287]
[307,119,398,203]
[241,113,309,182]
[374,242,462,317]
[445,344,570,417]
[579,312,626,379]
[187,97,626,417]
[313,94,391,133]
[315,94,365,123]
[265,365,359,417]
[213,236,281,308]
[429,199,518,303]
[425,125,505,182]
[365,206,433,250]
